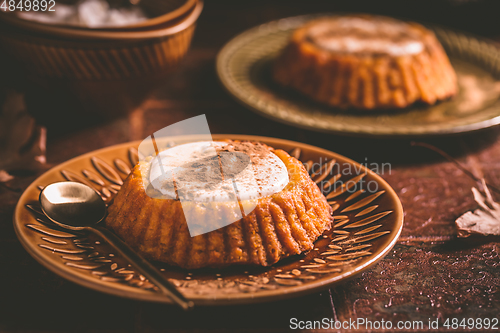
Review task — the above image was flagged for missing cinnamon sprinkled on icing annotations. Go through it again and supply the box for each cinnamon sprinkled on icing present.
[144,141,289,202]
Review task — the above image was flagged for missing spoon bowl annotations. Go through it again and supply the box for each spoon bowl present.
[40,182,106,229]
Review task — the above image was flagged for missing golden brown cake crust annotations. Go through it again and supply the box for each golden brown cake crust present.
[273,15,457,109]
[105,144,333,269]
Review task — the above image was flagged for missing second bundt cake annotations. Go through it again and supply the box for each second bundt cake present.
[273,15,457,109]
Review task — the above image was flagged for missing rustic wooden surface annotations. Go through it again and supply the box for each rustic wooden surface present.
[0,0,499,331]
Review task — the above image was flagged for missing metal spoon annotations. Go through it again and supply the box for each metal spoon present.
[39,181,194,310]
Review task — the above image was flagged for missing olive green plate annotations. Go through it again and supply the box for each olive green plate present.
[216,15,500,137]
[14,135,403,305]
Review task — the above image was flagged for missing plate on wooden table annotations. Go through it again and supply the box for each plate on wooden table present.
[14,135,403,305]
[216,15,500,137]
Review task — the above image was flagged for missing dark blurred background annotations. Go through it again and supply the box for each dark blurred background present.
[1,0,500,166]
[2,0,500,117]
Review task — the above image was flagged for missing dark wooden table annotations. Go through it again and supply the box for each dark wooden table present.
[1,1,499,331]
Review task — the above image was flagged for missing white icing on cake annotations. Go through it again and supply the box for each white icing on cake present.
[307,17,425,56]
[148,141,289,202]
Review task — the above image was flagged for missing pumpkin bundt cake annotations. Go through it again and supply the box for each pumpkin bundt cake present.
[105,140,333,269]
[273,15,457,109]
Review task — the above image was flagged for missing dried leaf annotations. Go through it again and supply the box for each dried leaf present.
[0,91,46,175]
[413,142,500,237]
[456,180,500,237]
[0,170,13,182]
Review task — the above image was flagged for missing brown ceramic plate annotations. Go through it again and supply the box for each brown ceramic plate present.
[14,135,403,305]
[216,15,500,137]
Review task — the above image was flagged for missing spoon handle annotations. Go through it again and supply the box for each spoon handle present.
[90,225,194,310]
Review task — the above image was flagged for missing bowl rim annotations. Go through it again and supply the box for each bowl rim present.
[0,0,203,40]
[109,0,198,31]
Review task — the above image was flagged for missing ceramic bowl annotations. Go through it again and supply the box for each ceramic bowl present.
[0,1,203,117]
[0,0,203,80]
